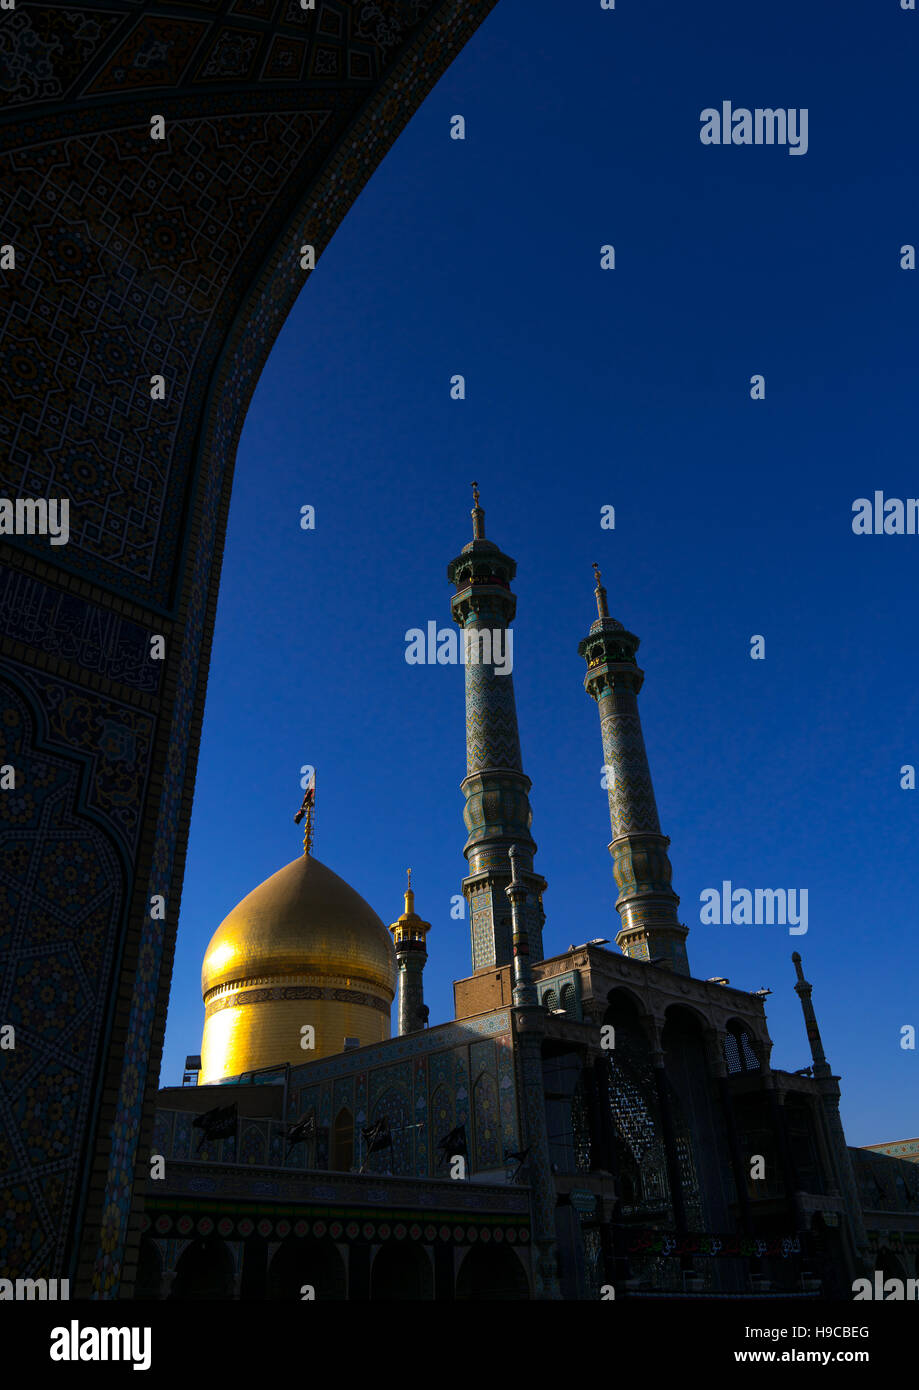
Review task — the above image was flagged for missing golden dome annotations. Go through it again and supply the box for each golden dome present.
[202,854,395,996]
[199,855,396,1083]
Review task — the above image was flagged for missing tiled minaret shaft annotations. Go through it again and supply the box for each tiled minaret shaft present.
[578,566,689,973]
[448,487,546,970]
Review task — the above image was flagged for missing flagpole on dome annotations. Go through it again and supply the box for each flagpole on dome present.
[294,769,316,858]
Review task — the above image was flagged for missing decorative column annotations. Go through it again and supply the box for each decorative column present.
[578,565,689,974]
[507,845,537,1006]
[448,485,546,969]
[506,848,560,1299]
[388,871,431,1037]
[792,952,869,1272]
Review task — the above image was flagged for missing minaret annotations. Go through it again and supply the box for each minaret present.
[388,870,431,1036]
[792,952,869,1268]
[448,484,546,970]
[792,951,830,1076]
[578,565,689,974]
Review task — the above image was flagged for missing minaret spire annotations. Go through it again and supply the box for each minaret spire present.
[448,493,546,971]
[578,571,689,973]
[471,479,485,540]
[389,871,431,1035]
[592,562,610,619]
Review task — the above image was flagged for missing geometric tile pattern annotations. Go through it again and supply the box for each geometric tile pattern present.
[598,688,661,838]
[0,678,123,1277]
[0,0,501,1296]
[1,108,325,602]
[464,658,523,774]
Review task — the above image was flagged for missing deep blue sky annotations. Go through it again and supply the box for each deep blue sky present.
[162,0,919,1148]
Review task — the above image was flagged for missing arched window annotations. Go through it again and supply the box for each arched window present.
[370,1243,433,1300]
[724,1022,760,1074]
[172,1236,234,1300]
[331,1107,353,1171]
[267,1237,346,1301]
[602,991,669,1224]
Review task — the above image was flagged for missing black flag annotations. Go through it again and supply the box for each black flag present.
[286,1112,316,1151]
[361,1116,392,1153]
[193,1103,237,1151]
[436,1124,467,1167]
[359,1116,392,1173]
[294,783,314,824]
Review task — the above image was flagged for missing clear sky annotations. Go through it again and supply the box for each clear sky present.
[162,0,919,1149]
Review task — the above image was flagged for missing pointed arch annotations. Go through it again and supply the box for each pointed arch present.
[172,1236,234,1300]
[456,1245,530,1300]
[330,1107,354,1171]
[370,1243,433,1300]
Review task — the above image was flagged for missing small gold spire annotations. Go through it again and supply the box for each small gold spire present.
[592,562,610,619]
[471,480,485,540]
[389,870,431,946]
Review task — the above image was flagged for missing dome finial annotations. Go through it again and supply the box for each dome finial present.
[471,480,485,540]
[405,867,414,912]
[592,562,610,620]
[293,770,316,857]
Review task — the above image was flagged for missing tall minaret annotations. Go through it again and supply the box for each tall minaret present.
[792,951,868,1268]
[578,565,689,974]
[448,485,546,970]
[388,870,431,1036]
